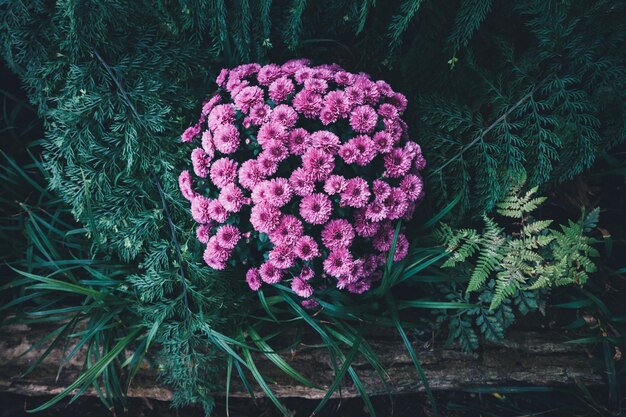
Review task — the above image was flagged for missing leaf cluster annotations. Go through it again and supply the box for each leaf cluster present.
[436,180,599,351]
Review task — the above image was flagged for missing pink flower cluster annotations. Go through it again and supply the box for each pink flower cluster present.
[179,59,425,307]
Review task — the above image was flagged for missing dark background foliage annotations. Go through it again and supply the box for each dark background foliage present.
[1,0,625,415]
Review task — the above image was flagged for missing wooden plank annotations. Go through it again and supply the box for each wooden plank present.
[0,324,604,401]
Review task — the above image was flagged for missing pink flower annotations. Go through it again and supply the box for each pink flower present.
[300,193,332,225]
[246,267,262,291]
[266,178,292,207]
[382,188,409,220]
[356,79,380,105]
[334,71,355,86]
[196,223,212,244]
[257,121,287,146]
[321,219,355,250]
[345,278,372,294]
[270,104,298,128]
[393,233,409,261]
[179,170,198,201]
[338,142,358,164]
[227,77,250,97]
[389,92,408,112]
[295,236,320,261]
[400,174,424,201]
[323,90,350,118]
[259,261,284,284]
[372,179,392,200]
[257,64,282,85]
[248,103,271,126]
[292,89,323,118]
[304,78,328,93]
[355,210,380,238]
[210,157,238,188]
[323,175,346,195]
[375,80,394,97]
[201,130,215,157]
[238,160,263,190]
[216,69,229,87]
[208,199,229,223]
[323,248,354,278]
[251,181,270,204]
[287,128,311,155]
[269,215,303,246]
[208,104,235,132]
[345,86,365,106]
[213,124,240,154]
[365,200,388,222]
[215,225,241,249]
[373,131,394,154]
[261,140,289,162]
[294,67,313,84]
[302,148,335,181]
[340,177,371,208]
[250,202,281,233]
[202,95,222,117]
[298,265,315,281]
[191,196,211,223]
[218,183,245,212]
[289,168,316,196]
[320,107,338,125]
[349,105,378,134]
[181,124,200,143]
[373,223,396,252]
[203,237,231,270]
[384,147,412,178]
[301,299,319,309]
[378,103,398,119]
[352,135,377,166]
[234,86,263,114]
[256,153,279,176]
[268,77,295,103]
[281,59,311,75]
[181,62,424,298]
[311,130,341,154]
[269,245,296,269]
[292,277,314,298]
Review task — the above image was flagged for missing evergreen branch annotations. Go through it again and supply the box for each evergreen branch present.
[429,74,553,178]
[150,171,190,319]
[90,47,143,126]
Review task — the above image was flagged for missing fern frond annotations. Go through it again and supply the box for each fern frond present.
[466,215,504,292]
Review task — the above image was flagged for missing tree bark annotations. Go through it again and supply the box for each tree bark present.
[0,324,604,401]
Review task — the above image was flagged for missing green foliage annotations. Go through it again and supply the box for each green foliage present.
[439,181,599,311]
[1,0,623,413]
[417,1,626,218]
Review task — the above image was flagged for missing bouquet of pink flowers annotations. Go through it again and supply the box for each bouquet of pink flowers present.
[179,59,425,306]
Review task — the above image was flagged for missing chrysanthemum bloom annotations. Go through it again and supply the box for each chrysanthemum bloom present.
[289,168,316,196]
[210,157,238,188]
[349,105,378,133]
[259,262,284,284]
[269,215,303,247]
[250,202,281,233]
[179,60,426,299]
[179,170,198,201]
[269,245,296,269]
[215,225,241,249]
[213,124,240,154]
[294,236,320,261]
[292,277,314,298]
[219,183,245,213]
[321,219,355,251]
[246,267,263,291]
[196,223,212,244]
